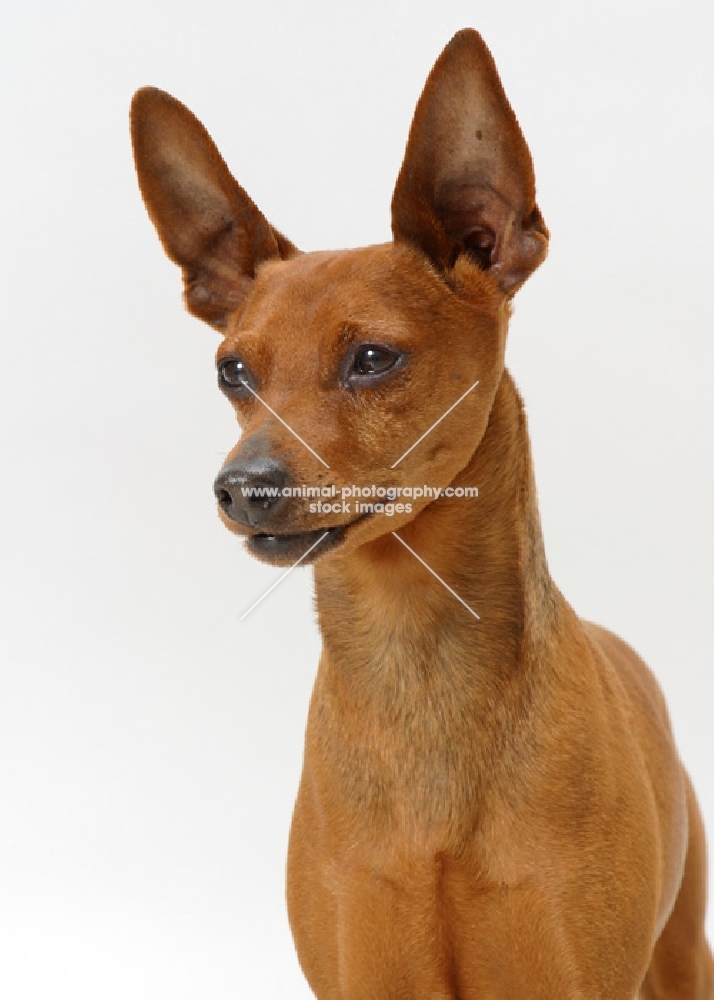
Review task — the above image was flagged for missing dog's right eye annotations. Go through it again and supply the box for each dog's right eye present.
[217,357,253,394]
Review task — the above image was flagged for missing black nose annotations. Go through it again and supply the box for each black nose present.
[213,457,290,527]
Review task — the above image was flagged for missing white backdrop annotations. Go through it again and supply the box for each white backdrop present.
[1,1,712,996]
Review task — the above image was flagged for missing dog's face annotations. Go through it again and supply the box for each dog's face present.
[130,29,548,565]
[212,244,507,563]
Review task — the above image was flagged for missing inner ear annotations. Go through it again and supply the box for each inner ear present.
[391,30,549,295]
[438,183,503,271]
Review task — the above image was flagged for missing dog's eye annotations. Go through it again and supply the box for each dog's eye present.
[218,357,252,392]
[353,346,400,376]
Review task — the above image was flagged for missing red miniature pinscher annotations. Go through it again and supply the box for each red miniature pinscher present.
[131,29,712,999]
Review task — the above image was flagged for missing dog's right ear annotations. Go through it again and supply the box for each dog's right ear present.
[130,88,296,330]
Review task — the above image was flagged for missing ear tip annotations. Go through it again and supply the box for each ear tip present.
[445,28,492,59]
[435,29,502,92]
[130,86,183,127]
[131,85,164,108]
[447,27,485,46]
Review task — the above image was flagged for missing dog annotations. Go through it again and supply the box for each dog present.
[130,28,712,999]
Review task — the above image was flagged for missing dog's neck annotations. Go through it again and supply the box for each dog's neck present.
[310,370,564,832]
[314,368,561,690]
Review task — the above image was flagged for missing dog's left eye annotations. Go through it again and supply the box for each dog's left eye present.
[353,346,400,376]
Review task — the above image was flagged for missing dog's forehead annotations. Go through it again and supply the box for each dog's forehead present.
[225,241,503,363]
[257,246,377,291]
[239,243,435,332]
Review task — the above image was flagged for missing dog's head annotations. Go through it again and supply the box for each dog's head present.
[130,29,548,565]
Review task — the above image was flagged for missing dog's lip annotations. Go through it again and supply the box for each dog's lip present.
[245,513,371,564]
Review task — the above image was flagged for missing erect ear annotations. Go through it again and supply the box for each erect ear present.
[130,87,296,329]
[391,30,548,296]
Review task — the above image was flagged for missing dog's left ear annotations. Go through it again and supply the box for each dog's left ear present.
[391,29,548,295]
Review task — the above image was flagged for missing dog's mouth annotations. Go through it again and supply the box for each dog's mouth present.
[246,513,371,565]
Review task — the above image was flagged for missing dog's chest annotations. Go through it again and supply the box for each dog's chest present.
[307,635,518,846]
